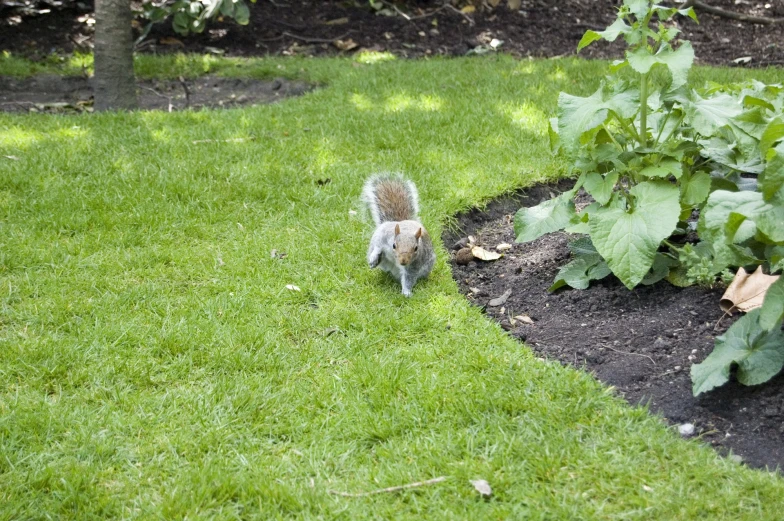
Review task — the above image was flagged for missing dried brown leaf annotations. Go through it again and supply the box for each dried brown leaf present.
[471,246,502,261]
[720,266,780,314]
[333,38,358,51]
[325,17,349,25]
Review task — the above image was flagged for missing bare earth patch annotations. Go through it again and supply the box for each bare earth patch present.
[0,75,312,113]
[444,181,784,472]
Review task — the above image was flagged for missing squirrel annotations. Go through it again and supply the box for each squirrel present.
[362,174,436,297]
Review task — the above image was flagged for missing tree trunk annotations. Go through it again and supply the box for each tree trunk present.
[94,0,138,111]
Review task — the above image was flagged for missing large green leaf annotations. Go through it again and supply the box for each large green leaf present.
[556,84,639,155]
[514,194,576,244]
[760,142,784,204]
[626,42,694,89]
[577,18,631,52]
[583,172,619,205]
[639,158,682,179]
[760,116,784,158]
[624,0,649,19]
[680,170,711,206]
[731,108,768,141]
[589,181,680,289]
[760,277,784,332]
[683,92,743,137]
[691,309,784,396]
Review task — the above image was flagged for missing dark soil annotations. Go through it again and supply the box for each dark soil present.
[443,180,784,472]
[0,74,311,113]
[2,1,784,67]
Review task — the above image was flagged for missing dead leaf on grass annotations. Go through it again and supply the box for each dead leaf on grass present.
[487,289,512,307]
[470,479,492,498]
[471,246,502,261]
[286,284,301,292]
[3,155,20,161]
[720,266,780,314]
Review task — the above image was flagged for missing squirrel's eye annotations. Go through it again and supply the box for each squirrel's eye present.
[393,243,396,249]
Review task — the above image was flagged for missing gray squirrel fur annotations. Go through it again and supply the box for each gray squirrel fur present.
[362,175,436,297]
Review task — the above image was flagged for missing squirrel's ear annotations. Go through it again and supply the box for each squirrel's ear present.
[395,224,400,236]
[415,228,422,240]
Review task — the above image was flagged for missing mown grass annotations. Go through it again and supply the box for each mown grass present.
[1,52,783,519]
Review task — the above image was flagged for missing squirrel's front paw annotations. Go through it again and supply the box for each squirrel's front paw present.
[401,288,412,297]
[368,256,380,269]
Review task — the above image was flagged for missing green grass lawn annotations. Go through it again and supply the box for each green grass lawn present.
[1,52,783,519]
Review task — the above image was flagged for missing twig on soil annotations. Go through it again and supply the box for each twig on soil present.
[679,0,784,24]
[605,345,656,366]
[139,85,173,112]
[445,4,475,25]
[282,31,353,44]
[327,476,448,497]
[381,0,449,21]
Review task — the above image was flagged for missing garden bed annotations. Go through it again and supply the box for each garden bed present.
[444,180,784,471]
[0,75,311,113]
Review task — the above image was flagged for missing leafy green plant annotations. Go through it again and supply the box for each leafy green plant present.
[140,0,254,38]
[691,277,784,396]
[513,0,784,392]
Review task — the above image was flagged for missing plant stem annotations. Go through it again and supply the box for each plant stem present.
[602,123,624,150]
[639,72,649,147]
[653,108,672,147]
[613,113,641,144]
[657,113,684,148]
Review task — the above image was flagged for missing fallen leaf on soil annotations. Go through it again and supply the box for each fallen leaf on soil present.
[333,39,358,51]
[508,0,522,9]
[496,243,512,252]
[461,5,476,14]
[487,289,512,307]
[325,17,349,25]
[285,284,301,292]
[468,235,476,245]
[471,246,502,261]
[720,266,780,314]
[470,479,492,498]
[514,314,535,325]
[159,37,184,47]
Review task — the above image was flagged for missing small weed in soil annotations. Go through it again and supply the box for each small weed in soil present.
[444,181,784,472]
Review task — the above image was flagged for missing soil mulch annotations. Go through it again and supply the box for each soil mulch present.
[443,180,784,472]
[0,74,311,113]
[2,1,784,67]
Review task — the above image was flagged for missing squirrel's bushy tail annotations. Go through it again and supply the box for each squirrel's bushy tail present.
[362,174,420,225]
